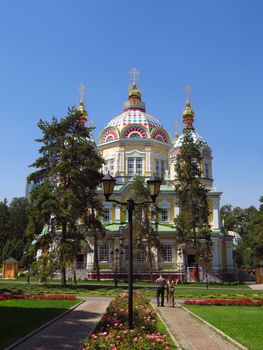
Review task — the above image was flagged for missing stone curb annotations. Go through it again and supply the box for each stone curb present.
[151,303,182,350]
[181,305,249,350]
[4,298,85,350]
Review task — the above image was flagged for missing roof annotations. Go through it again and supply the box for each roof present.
[3,257,19,263]
[173,130,208,148]
[107,109,163,130]
[104,222,177,233]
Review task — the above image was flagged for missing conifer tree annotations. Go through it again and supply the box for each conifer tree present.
[27,107,104,287]
[174,129,211,282]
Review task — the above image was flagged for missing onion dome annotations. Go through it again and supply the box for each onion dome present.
[77,100,87,125]
[173,131,208,148]
[77,83,88,126]
[99,83,170,144]
[172,101,208,150]
[183,100,195,130]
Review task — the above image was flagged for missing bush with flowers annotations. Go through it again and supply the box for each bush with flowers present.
[0,293,76,300]
[82,292,171,350]
[184,298,263,306]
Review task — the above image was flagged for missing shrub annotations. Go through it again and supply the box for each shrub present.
[82,292,171,350]
[184,298,263,306]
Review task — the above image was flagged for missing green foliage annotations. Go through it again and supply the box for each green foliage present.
[82,292,173,350]
[129,176,161,280]
[30,253,59,284]
[174,130,211,276]
[0,197,30,263]
[220,198,263,269]
[27,107,104,286]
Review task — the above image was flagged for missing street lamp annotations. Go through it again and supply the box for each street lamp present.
[111,247,124,287]
[178,248,183,282]
[101,173,161,329]
[200,247,213,289]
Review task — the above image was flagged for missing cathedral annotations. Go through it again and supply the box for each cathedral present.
[75,74,234,282]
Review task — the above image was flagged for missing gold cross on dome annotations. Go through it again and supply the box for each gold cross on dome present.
[78,83,86,101]
[130,67,140,85]
[184,84,192,103]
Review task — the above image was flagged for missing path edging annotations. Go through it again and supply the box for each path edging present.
[151,303,182,350]
[4,298,85,350]
[181,305,249,350]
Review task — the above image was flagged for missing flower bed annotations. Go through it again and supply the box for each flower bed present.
[184,298,263,306]
[82,292,171,350]
[0,293,76,300]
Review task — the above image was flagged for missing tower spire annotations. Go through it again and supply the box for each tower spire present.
[183,84,195,130]
[123,68,146,111]
[77,83,88,125]
[172,120,180,145]
[130,67,140,86]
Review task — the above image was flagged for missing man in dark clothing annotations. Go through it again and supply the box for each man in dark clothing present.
[155,274,166,306]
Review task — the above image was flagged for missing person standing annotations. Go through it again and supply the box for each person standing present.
[155,274,166,307]
[167,278,179,307]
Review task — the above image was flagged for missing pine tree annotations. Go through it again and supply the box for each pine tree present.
[27,107,104,287]
[0,199,10,262]
[174,129,211,282]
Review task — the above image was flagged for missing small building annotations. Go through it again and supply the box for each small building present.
[2,257,19,279]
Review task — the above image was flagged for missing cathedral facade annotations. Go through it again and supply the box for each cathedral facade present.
[76,80,234,281]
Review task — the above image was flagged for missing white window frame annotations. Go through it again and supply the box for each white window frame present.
[159,200,170,223]
[136,244,147,263]
[125,150,145,176]
[204,162,210,178]
[99,244,110,263]
[163,244,173,262]
[102,208,110,222]
[161,208,169,222]
[102,203,112,223]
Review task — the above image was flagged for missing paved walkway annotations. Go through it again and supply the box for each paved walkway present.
[248,283,263,290]
[8,296,111,350]
[151,301,241,350]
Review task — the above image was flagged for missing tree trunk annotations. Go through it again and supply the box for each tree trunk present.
[91,206,100,281]
[61,267,67,287]
[60,221,67,287]
[147,242,154,281]
[193,226,200,283]
[93,231,100,281]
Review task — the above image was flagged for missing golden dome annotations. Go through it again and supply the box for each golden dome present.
[78,100,88,116]
[128,83,141,99]
[182,101,195,130]
[183,101,194,118]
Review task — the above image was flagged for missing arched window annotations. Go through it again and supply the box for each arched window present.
[156,136,164,142]
[129,132,141,139]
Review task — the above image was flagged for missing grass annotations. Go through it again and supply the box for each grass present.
[1,279,262,300]
[184,305,263,350]
[0,298,80,349]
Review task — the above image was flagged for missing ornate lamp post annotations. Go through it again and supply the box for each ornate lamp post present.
[200,247,213,289]
[111,247,124,287]
[178,248,183,282]
[101,173,161,329]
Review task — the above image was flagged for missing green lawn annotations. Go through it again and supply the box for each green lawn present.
[184,305,263,350]
[0,298,80,349]
[1,279,262,300]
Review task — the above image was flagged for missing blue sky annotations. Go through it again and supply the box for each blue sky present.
[0,0,262,208]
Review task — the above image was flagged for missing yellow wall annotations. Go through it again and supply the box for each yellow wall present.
[208,200,213,228]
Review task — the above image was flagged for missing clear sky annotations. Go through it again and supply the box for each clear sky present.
[0,0,262,208]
